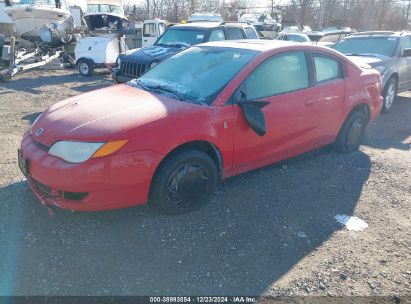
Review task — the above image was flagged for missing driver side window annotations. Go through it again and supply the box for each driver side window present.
[244,51,309,100]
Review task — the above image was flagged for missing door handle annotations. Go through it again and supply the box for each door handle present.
[305,98,315,106]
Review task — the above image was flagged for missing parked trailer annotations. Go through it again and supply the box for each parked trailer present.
[0,35,70,81]
[73,19,165,77]
[74,31,126,77]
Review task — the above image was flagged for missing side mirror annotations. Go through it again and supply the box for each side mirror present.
[237,101,269,136]
[402,48,411,57]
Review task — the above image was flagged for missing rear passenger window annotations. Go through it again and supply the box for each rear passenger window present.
[225,28,245,40]
[245,51,309,99]
[402,36,411,50]
[245,28,258,39]
[209,29,225,41]
[313,53,341,83]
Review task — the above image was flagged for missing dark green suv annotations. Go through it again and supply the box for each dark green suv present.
[112,22,260,83]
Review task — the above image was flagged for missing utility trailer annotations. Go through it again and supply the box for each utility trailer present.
[73,19,166,77]
[0,35,70,81]
[0,18,166,80]
[73,29,127,77]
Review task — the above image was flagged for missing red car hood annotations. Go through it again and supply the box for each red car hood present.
[31,84,198,147]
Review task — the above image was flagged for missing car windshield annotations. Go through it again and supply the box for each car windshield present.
[319,32,350,43]
[287,35,309,42]
[155,28,207,47]
[129,46,257,105]
[333,37,398,57]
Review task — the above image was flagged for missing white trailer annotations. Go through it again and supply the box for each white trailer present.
[74,33,125,77]
[74,19,166,77]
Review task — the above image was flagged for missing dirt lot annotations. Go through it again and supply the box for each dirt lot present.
[0,69,410,298]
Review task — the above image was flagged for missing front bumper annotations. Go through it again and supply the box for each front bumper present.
[20,131,163,211]
[112,68,134,84]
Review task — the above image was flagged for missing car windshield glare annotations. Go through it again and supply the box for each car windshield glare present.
[155,29,207,47]
[130,46,258,105]
[333,37,398,57]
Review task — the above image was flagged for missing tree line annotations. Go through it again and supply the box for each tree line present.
[125,0,411,31]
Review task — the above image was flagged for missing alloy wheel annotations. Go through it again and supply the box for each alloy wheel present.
[79,62,89,75]
[385,83,395,109]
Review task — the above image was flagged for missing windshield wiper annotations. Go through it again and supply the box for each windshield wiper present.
[153,86,206,105]
[136,80,206,105]
[146,84,186,100]
[182,96,206,106]
[165,42,190,48]
[173,43,191,48]
[134,80,150,91]
[154,42,189,48]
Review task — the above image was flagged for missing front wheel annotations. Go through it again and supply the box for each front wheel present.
[150,150,218,215]
[333,110,367,153]
[381,77,397,113]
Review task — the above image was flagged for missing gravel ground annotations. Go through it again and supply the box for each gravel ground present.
[0,69,410,298]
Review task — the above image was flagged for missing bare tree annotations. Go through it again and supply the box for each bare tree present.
[124,0,410,31]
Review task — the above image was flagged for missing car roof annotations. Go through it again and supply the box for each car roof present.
[198,39,345,58]
[347,31,406,39]
[171,22,222,29]
[199,39,306,51]
[170,21,250,30]
[282,32,309,37]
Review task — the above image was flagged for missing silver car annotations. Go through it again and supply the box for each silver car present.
[333,31,411,112]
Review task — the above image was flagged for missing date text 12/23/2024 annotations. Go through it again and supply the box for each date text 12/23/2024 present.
[149,297,257,303]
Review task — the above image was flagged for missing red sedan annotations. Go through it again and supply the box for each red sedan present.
[19,40,383,214]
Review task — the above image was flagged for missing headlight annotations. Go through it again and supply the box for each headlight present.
[48,140,128,163]
[150,61,158,69]
[116,56,122,67]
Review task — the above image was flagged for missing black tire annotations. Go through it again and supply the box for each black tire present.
[381,77,397,113]
[77,59,94,77]
[333,110,367,153]
[150,150,218,215]
[112,72,120,84]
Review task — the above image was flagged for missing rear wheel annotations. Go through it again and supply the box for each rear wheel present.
[150,150,218,215]
[77,59,94,77]
[381,77,397,113]
[333,110,367,153]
